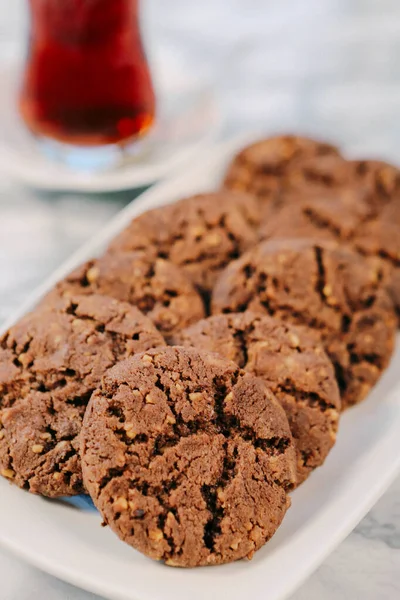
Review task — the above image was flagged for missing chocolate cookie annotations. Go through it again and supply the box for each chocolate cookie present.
[349,159,400,211]
[223,135,340,204]
[211,239,396,408]
[43,252,205,340]
[107,191,261,294]
[282,154,354,196]
[0,294,164,497]
[353,198,400,318]
[81,346,297,567]
[260,187,371,243]
[283,156,400,211]
[259,190,400,320]
[173,312,341,484]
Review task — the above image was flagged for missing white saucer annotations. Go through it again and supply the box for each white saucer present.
[0,59,220,192]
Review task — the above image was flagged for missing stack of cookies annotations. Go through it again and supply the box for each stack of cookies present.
[0,135,398,568]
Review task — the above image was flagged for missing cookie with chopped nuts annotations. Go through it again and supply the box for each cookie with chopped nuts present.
[81,346,297,567]
[0,294,164,497]
[211,239,396,408]
[173,312,341,484]
[42,252,205,340]
[259,186,372,244]
[107,191,261,295]
[223,135,340,204]
[281,154,354,197]
[352,198,400,320]
[283,155,400,211]
[348,159,400,211]
[258,188,400,321]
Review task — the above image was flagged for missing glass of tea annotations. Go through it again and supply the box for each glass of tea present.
[19,0,156,170]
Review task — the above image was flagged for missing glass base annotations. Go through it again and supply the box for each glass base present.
[35,134,153,173]
[0,57,219,190]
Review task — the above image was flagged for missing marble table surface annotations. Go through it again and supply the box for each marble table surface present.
[0,0,399,598]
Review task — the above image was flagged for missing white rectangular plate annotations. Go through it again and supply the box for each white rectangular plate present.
[1,134,400,600]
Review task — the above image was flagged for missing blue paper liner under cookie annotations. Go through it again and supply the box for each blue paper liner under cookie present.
[59,494,98,512]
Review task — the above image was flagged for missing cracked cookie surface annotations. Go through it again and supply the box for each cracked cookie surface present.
[107,191,261,295]
[223,135,340,204]
[352,198,400,319]
[259,187,372,243]
[281,154,354,198]
[81,346,297,567]
[0,294,164,497]
[173,312,341,484]
[348,159,400,211]
[281,156,400,211]
[259,189,400,319]
[43,252,205,340]
[211,239,396,408]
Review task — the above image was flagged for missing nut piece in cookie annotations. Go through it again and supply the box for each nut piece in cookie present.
[211,239,396,408]
[81,346,297,567]
[173,312,341,485]
[0,294,164,497]
[42,252,205,340]
[223,135,340,204]
[107,191,261,294]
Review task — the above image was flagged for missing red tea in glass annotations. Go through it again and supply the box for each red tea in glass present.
[19,0,156,148]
